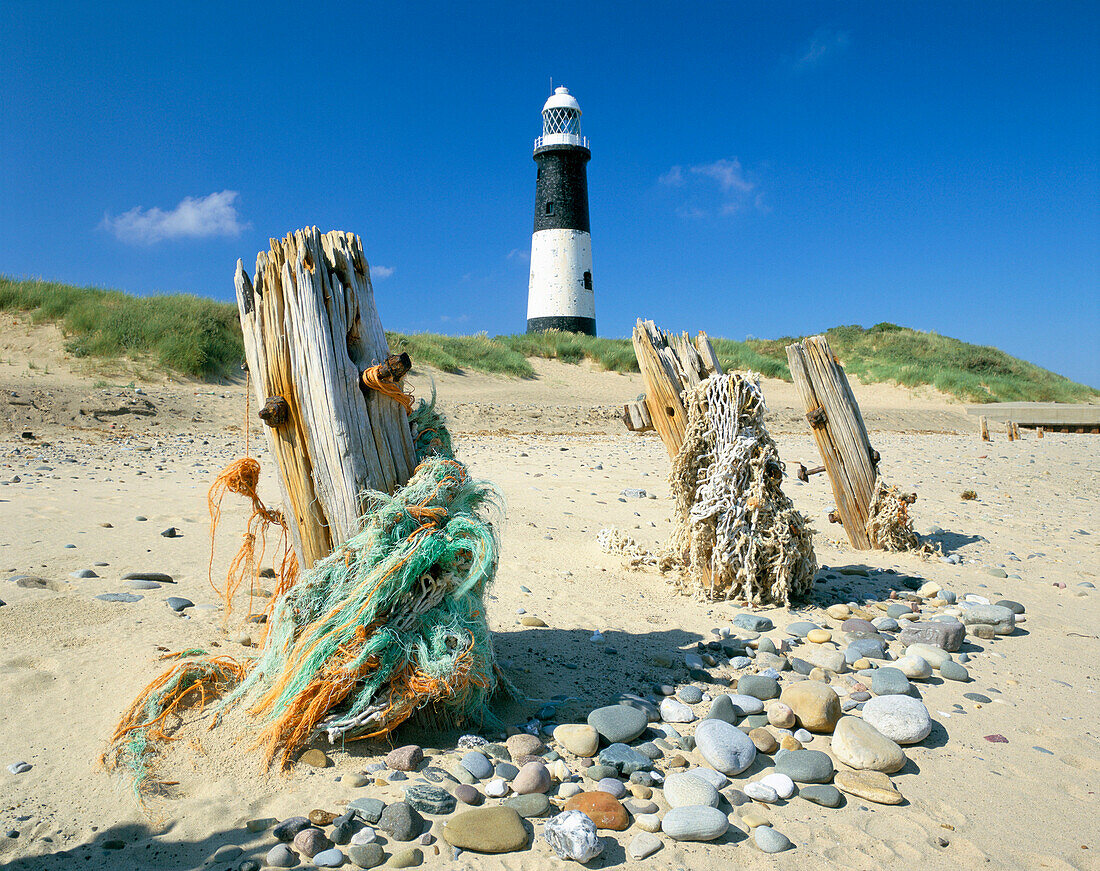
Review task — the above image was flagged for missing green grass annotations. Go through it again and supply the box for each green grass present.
[1,277,1094,403]
[0,276,243,378]
[744,322,1098,404]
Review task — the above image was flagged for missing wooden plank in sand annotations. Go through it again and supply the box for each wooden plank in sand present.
[785,335,878,550]
[631,319,722,458]
[234,228,416,569]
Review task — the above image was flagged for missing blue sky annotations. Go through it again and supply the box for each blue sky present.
[2,1,1097,386]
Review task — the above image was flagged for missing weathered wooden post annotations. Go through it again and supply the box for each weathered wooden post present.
[979,416,990,441]
[234,228,417,570]
[631,319,722,458]
[785,336,878,550]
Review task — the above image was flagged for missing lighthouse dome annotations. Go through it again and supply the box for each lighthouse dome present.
[537,86,588,150]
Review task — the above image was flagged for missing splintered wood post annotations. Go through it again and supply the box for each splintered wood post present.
[785,336,877,550]
[234,228,417,570]
[980,416,990,441]
[1007,420,1015,441]
[631,319,723,458]
[1038,426,1044,439]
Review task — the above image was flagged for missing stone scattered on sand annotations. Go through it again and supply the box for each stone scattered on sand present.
[660,697,695,723]
[726,693,765,715]
[554,724,599,757]
[506,733,544,759]
[831,716,907,773]
[761,772,795,798]
[378,801,422,841]
[899,621,964,651]
[775,749,834,783]
[443,806,529,853]
[694,718,757,775]
[513,761,551,794]
[386,745,423,771]
[313,847,345,867]
[544,810,604,862]
[871,667,912,696]
[347,842,385,868]
[662,772,719,808]
[293,827,332,858]
[862,695,933,745]
[310,809,338,826]
[460,751,493,780]
[564,791,629,830]
[903,643,952,669]
[588,704,647,744]
[661,806,729,841]
[122,571,173,583]
[299,748,329,768]
[799,784,843,807]
[598,743,651,776]
[404,783,455,815]
[388,847,423,868]
[348,797,384,823]
[754,825,793,853]
[894,654,933,679]
[749,727,778,753]
[738,674,780,700]
[628,832,662,859]
[940,661,970,682]
[273,816,311,842]
[6,762,31,775]
[745,781,779,803]
[960,603,1016,634]
[779,681,841,733]
[834,769,904,804]
[95,592,142,603]
[505,793,552,817]
[265,844,297,868]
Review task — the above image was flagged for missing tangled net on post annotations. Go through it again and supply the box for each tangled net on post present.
[865,477,937,555]
[104,398,507,799]
[660,372,817,605]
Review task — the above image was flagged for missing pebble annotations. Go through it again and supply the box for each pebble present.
[299,748,329,768]
[377,801,422,841]
[862,695,933,744]
[558,782,582,799]
[595,777,626,798]
[661,806,729,841]
[899,621,965,652]
[635,812,662,832]
[513,761,551,794]
[960,603,1016,634]
[272,816,311,841]
[313,847,344,867]
[807,629,832,643]
[388,847,423,868]
[779,681,841,733]
[7,762,31,774]
[940,661,970,682]
[505,793,552,817]
[760,772,795,798]
[351,826,377,845]
[662,771,719,808]
[95,592,142,603]
[706,694,738,723]
[460,751,492,780]
[754,825,793,853]
[894,654,933,679]
[904,643,952,669]
[678,685,703,704]
[69,569,98,579]
[506,733,544,758]
[694,718,757,774]
[726,693,765,715]
[265,844,297,867]
[775,749,834,783]
[443,806,529,853]
[485,778,509,798]
[834,769,904,804]
[768,702,796,729]
[740,806,771,828]
[871,667,912,696]
[588,704,647,743]
[628,832,662,859]
[799,783,843,807]
[520,615,547,627]
[348,797,385,823]
[749,727,778,753]
[831,716,906,773]
[293,827,332,858]
[660,697,695,723]
[386,745,423,771]
[688,767,729,790]
[745,781,779,803]
[347,842,385,868]
[543,810,603,862]
[564,791,629,830]
[738,674,780,700]
[598,742,652,775]
[404,783,455,815]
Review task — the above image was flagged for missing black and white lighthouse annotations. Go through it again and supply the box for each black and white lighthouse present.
[526,86,596,335]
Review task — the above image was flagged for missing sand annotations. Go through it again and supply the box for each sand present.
[2,313,1098,870]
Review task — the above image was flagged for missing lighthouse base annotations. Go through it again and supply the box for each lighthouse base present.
[527,315,596,336]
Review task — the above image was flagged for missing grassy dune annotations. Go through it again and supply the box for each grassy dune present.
[1,276,1094,402]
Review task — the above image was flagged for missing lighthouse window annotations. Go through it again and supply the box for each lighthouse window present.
[583,271,592,290]
[545,201,554,215]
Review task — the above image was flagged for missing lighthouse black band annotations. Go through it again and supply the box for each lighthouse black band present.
[526,315,597,336]
[533,145,591,233]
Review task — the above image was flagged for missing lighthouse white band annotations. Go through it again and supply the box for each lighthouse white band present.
[526,229,594,321]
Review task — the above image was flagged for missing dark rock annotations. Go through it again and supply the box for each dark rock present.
[378,801,422,841]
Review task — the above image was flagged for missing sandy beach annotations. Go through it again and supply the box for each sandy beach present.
[2,315,1098,871]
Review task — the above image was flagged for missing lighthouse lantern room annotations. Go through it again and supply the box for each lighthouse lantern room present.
[526,86,596,335]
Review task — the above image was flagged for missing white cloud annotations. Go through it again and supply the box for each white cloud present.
[660,157,763,217]
[658,165,684,186]
[793,29,851,71]
[101,190,248,244]
[439,314,470,323]
[690,158,753,194]
[506,248,530,262]
[372,265,395,279]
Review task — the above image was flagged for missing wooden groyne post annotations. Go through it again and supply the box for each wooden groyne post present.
[234,228,416,569]
[785,336,878,550]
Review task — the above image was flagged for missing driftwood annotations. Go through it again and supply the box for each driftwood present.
[979,416,990,441]
[234,228,416,570]
[622,400,654,433]
[785,336,878,550]
[631,319,722,457]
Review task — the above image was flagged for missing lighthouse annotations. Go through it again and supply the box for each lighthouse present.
[526,86,596,335]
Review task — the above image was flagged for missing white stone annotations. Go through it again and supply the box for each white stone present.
[350,826,377,845]
[662,772,719,808]
[661,806,729,841]
[904,642,952,669]
[628,832,662,860]
[894,654,933,679]
[862,695,933,745]
[760,772,795,799]
[635,813,662,833]
[688,767,729,790]
[558,782,583,799]
[544,810,604,863]
[660,697,696,724]
[744,782,779,803]
[485,778,509,797]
